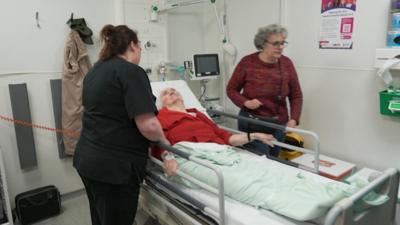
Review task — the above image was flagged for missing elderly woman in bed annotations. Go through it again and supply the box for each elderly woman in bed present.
[155,88,276,175]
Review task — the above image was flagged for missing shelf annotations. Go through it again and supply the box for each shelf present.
[375,48,400,69]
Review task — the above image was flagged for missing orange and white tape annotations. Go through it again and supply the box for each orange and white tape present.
[0,114,79,138]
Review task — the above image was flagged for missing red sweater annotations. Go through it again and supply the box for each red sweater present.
[152,107,233,159]
[226,52,303,124]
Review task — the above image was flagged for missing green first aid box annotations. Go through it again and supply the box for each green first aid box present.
[379,90,400,116]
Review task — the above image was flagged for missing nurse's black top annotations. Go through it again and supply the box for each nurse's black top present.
[73,57,157,184]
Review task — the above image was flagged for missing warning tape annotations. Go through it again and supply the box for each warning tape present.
[0,114,79,138]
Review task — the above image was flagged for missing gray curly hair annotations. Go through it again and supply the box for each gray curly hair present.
[254,24,288,50]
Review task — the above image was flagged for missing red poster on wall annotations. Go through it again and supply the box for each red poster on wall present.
[319,0,357,49]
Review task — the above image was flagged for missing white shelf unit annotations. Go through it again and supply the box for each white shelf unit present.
[0,149,13,225]
[375,48,400,69]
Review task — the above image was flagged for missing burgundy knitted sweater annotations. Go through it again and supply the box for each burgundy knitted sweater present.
[226,52,303,124]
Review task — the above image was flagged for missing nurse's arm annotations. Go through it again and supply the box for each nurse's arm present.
[134,112,169,145]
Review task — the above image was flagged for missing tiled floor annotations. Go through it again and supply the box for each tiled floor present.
[14,189,159,225]
[26,190,91,225]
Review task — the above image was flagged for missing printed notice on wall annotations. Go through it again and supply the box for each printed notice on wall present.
[319,0,357,49]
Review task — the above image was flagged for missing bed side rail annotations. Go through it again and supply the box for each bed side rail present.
[146,171,207,210]
[148,155,222,220]
[220,125,311,170]
[208,109,321,173]
[153,142,226,225]
[143,176,217,225]
[324,168,399,225]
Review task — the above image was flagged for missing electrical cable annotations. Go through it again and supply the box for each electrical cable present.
[198,82,207,102]
[212,3,226,39]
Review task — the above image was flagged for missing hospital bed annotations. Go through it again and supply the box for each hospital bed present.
[138,80,399,225]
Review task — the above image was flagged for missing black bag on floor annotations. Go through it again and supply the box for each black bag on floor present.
[15,185,61,225]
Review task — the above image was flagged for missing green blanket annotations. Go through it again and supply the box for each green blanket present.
[170,142,388,221]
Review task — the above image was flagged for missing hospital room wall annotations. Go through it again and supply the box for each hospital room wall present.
[165,7,206,100]
[166,3,223,103]
[224,0,400,171]
[285,0,399,171]
[0,0,113,206]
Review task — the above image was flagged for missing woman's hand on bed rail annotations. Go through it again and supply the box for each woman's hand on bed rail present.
[229,133,276,147]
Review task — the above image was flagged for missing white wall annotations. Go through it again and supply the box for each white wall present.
[0,0,113,205]
[286,0,399,171]
[166,3,221,100]
[0,0,113,73]
[124,0,169,81]
[225,0,281,62]
[224,0,400,171]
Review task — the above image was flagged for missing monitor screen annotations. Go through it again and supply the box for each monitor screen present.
[193,54,220,77]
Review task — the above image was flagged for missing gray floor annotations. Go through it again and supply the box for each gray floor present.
[16,190,160,225]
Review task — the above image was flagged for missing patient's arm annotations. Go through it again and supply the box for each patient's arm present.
[137,113,179,175]
[229,133,275,147]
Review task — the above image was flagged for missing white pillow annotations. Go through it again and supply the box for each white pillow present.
[151,80,205,111]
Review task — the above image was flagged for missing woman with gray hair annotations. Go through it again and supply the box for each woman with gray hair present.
[226,24,303,158]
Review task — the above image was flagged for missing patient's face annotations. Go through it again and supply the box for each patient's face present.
[160,88,183,107]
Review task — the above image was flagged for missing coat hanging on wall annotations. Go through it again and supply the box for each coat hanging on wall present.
[62,29,92,155]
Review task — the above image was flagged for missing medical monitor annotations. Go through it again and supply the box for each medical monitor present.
[193,54,220,79]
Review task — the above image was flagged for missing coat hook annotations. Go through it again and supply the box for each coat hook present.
[67,13,74,25]
[35,11,41,29]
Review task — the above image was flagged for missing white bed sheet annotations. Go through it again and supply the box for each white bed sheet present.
[160,149,347,225]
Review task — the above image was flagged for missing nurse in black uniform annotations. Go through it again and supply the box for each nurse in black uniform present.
[73,24,177,225]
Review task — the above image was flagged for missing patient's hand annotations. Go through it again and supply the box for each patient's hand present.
[163,159,178,176]
[253,133,276,147]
